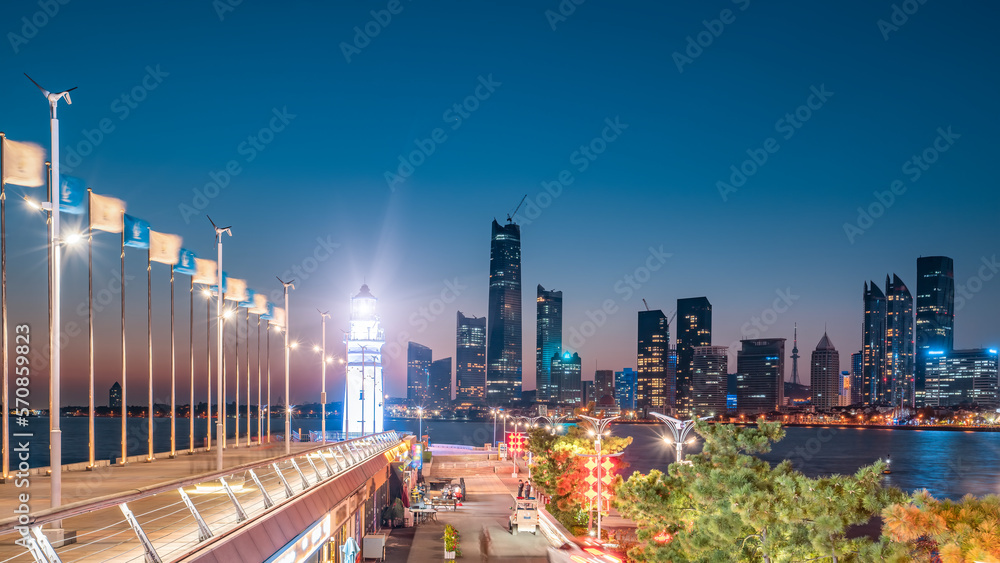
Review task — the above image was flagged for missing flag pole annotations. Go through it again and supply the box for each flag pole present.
[256,313,261,446]
[189,276,194,454]
[87,189,94,469]
[245,308,250,446]
[213,219,230,471]
[266,320,271,443]
[222,297,226,451]
[0,133,8,483]
[146,243,153,462]
[235,298,240,448]
[205,285,211,451]
[120,212,127,465]
[170,265,176,458]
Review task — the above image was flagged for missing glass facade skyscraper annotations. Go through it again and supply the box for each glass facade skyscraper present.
[636,310,669,413]
[915,256,955,407]
[486,219,522,405]
[862,281,887,405]
[428,358,453,409]
[735,338,785,414]
[692,345,728,416]
[456,311,486,403]
[885,274,914,408]
[551,352,582,405]
[924,348,999,410]
[862,275,913,407]
[850,351,863,405]
[676,297,712,417]
[536,284,562,403]
[615,368,637,410]
[406,342,432,407]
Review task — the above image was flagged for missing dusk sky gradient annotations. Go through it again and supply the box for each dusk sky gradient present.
[1,0,998,405]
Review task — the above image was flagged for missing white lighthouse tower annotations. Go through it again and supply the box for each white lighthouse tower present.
[345,284,385,435]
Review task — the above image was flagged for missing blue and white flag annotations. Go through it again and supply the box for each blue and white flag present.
[250,293,268,315]
[210,271,228,295]
[150,230,182,265]
[58,175,86,214]
[193,258,216,285]
[173,249,197,275]
[260,303,275,321]
[238,289,256,309]
[123,215,150,249]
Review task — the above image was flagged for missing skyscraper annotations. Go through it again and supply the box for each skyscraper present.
[810,332,840,411]
[594,370,615,405]
[456,312,486,403]
[428,358,453,409]
[924,348,999,410]
[407,342,432,406]
[692,346,728,416]
[486,219,522,405]
[915,256,955,407]
[735,338,785,414]
[676,297,712,416]
[345,284,385,435]
[885,274,914,408]
[636,310,669,413]
[536,285,563,403]
[551,352,582,405]
[862,281,886,405]
[850,351,863,405]
[615,368,637,410]
[109,381,122,409]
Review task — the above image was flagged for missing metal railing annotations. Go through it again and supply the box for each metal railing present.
[0,432,405,563]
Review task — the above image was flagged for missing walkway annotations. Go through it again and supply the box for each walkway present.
[394,474,548,562]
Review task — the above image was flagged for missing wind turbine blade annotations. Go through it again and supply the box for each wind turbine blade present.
[23,73,49,96]
[207,215,218,229]
[61,86,78,93]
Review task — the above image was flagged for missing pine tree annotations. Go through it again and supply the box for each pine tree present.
[883,491,1000,562]
[615,421,906,562]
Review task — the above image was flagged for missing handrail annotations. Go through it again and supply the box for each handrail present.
[0,431,400,533]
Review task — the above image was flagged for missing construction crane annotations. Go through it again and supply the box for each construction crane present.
[642,299,650,311]
[507,194,527,224]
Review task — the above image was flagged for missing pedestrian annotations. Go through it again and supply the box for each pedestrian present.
[524,483,531,498]
[517,479,524,497]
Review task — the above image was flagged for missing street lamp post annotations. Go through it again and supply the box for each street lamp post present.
[490,408,501,449]
[540,414,567,435]
[650,412,711,464]
[578,414,619,541]
[318,310,330,444]
[26,74,75,512]
[209,217,231,472]
[278,277,295,455]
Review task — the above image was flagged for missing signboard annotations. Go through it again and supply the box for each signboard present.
[498,443,508,460]
[412,443,423,471]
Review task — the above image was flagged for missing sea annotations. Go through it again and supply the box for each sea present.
[7,417,1000,500]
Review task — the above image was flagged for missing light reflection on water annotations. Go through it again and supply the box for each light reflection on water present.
[18,418,1000,499]
[614,424,1000,500]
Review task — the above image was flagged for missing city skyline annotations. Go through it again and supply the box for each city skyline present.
[1,1,998,407]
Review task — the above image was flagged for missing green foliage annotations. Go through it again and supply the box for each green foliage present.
[527,425,633,531]
[614,420,907,562]
[422,450,432,462]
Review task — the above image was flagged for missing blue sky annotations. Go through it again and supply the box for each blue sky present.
[2,0,998,404]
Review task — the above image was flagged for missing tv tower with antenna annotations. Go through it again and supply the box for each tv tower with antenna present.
[790,323,800,385]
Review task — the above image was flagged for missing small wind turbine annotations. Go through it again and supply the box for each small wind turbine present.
[25,73,77,108]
